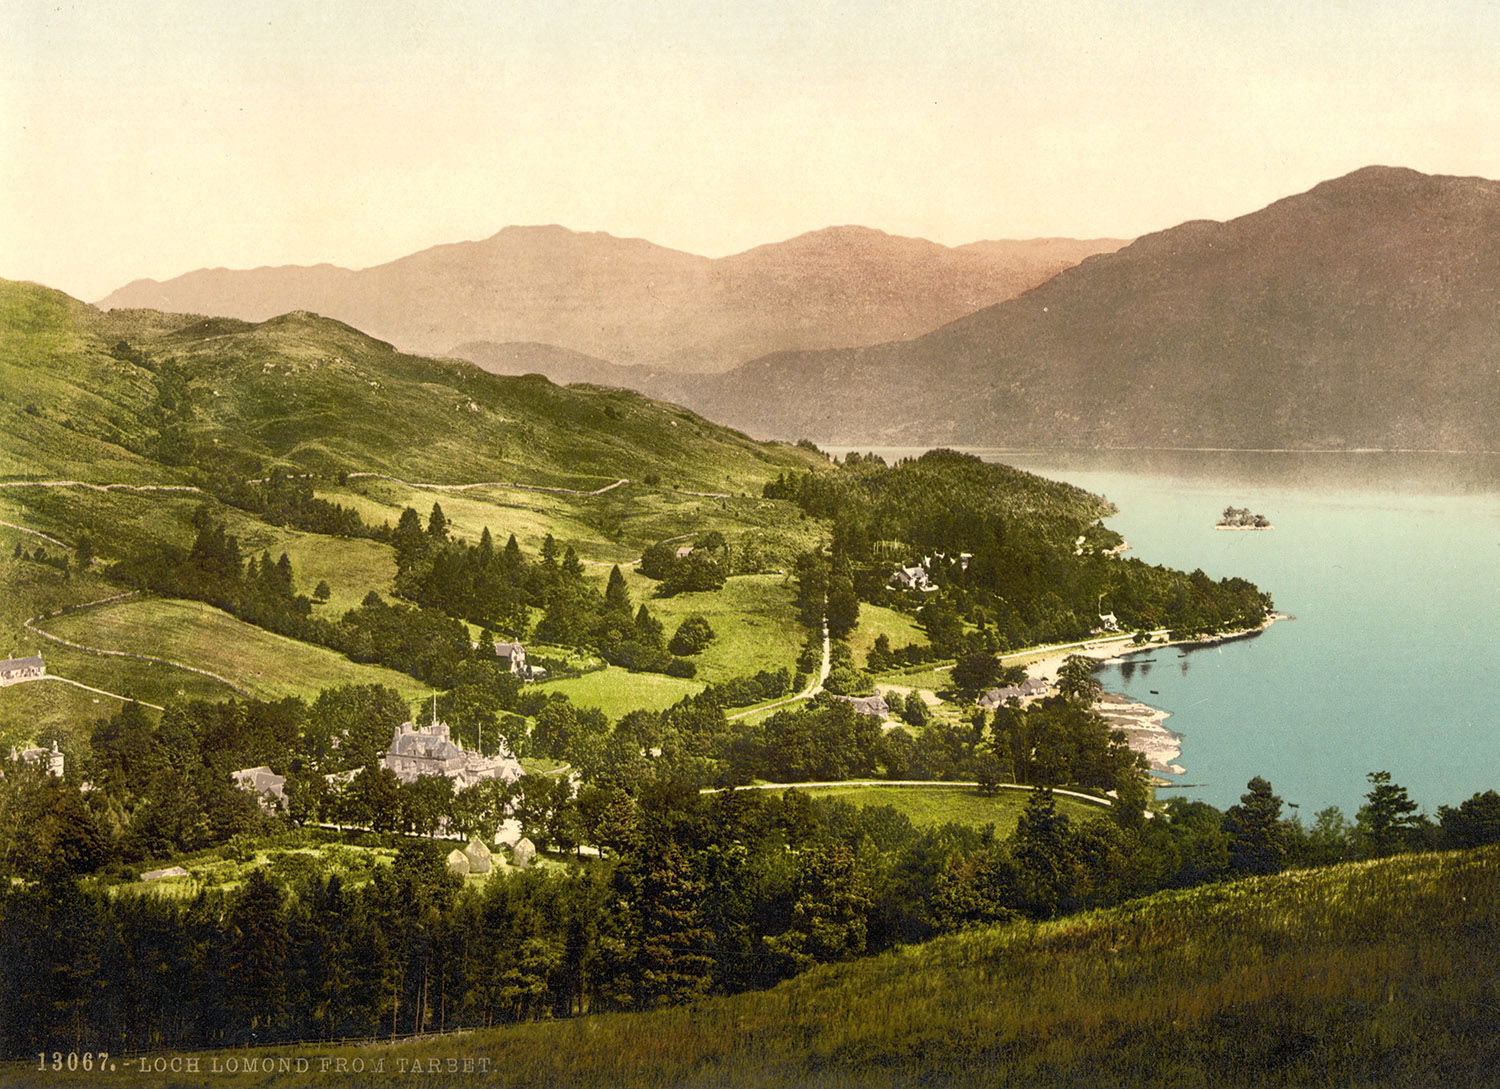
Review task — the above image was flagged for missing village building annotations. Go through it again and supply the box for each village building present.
[832,693,891,719]
[474,640,545,680]
[11,740,64,777]
[231,765,287,809]
[889,550,972,593]
[977,677,1051,710]
[0,655,45,686]
[382,715,523,789]
[889,565,936,592]
[1097,612,1121,633]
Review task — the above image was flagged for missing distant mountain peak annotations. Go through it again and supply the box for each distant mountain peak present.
[96,227,1127,368]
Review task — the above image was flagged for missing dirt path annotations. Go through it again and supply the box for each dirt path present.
[727,616,829,721]
[21,674,166,711]
[0,519,68,549]
[703,779,1112,806]
[25,591,252,696]
[0,480,202,494]
[346,472,629,496]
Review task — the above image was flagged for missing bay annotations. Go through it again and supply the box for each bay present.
[827,448,1500,817]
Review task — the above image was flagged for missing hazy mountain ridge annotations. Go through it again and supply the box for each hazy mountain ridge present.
[679,166,1500,449]
[97,226,1126,371]
[0,278,823,490]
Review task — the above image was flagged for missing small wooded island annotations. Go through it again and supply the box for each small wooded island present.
[1216,506,1273,530]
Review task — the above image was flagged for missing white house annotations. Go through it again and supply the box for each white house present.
[11,740,64,777]
[0,655,45,686]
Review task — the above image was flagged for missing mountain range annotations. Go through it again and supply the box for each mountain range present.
[98,227,1124,371]
[90,166,1500,451]
[662,166,1500,449]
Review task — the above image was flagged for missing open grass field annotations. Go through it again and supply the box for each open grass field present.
[534,664,703,718]
[850,602,928,664]
[40,595,429,703]
[878,663,956,690]
[795,782,1108,832]
[621,570,806,684]
[0,677,150,751]
[33,847,1500,1089]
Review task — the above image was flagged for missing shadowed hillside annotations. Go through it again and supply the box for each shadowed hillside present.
[681,167,1500,450]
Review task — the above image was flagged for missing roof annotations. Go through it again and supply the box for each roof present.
[978,678,1050,709]
[494,642,525,656]
[389,733,464,760]
[0,656,44,671]
[833,693,890,717]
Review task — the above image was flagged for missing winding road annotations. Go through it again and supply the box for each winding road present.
[727,615,830,721]
[345,472,629,496]
[24,591,253,696]
[702,779,1113,806]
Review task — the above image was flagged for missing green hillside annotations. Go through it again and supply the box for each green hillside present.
[0,279,821,488]
[18,847,1496,1089]
[0,276,830,734]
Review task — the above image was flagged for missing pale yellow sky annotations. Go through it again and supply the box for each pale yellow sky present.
[4,0,1499,301]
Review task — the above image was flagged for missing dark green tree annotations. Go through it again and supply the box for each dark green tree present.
[668,615,716,656]
[951,651,1001,697]
[1222,776,1286,876]
[1438,790,1500,848]
[1356,771,1422,855]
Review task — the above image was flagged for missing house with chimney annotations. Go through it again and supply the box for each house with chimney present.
[0,655,45,686]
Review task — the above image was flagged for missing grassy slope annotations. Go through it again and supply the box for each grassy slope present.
[26,848,1500,1089]
[798,783,1106,832]
[534,666,704,718]
[623,570,806,684]
[0,278,832,715]
[850,601,928,663]
[39,596,428,703]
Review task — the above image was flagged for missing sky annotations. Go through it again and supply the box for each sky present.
[4,0,1500,301]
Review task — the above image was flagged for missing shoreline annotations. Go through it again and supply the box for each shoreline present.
[1021,615,1283,778]
[1021,614,1281,684]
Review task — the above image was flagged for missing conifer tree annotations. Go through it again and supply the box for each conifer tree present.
[1223,776,1287,875]
[605,565,632,612]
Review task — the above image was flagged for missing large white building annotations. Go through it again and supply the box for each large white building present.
[382,717,523,789]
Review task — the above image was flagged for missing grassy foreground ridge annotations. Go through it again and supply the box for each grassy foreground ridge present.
[17,846,1497,1089]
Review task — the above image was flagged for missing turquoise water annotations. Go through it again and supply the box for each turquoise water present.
[830,448,1500,817]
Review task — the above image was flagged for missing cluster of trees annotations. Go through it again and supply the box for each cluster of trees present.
[10,766,1496,1059]
[536,565,696,678]
[866,632,945,673]
[115,511,507,687]
[392,505,554,637]
[214,472,386,541]
[767,450,1272,653]
[698,667,792,710]
[638,533,729,595]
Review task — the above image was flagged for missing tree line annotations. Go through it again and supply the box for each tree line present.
[5,767,1498,1059]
